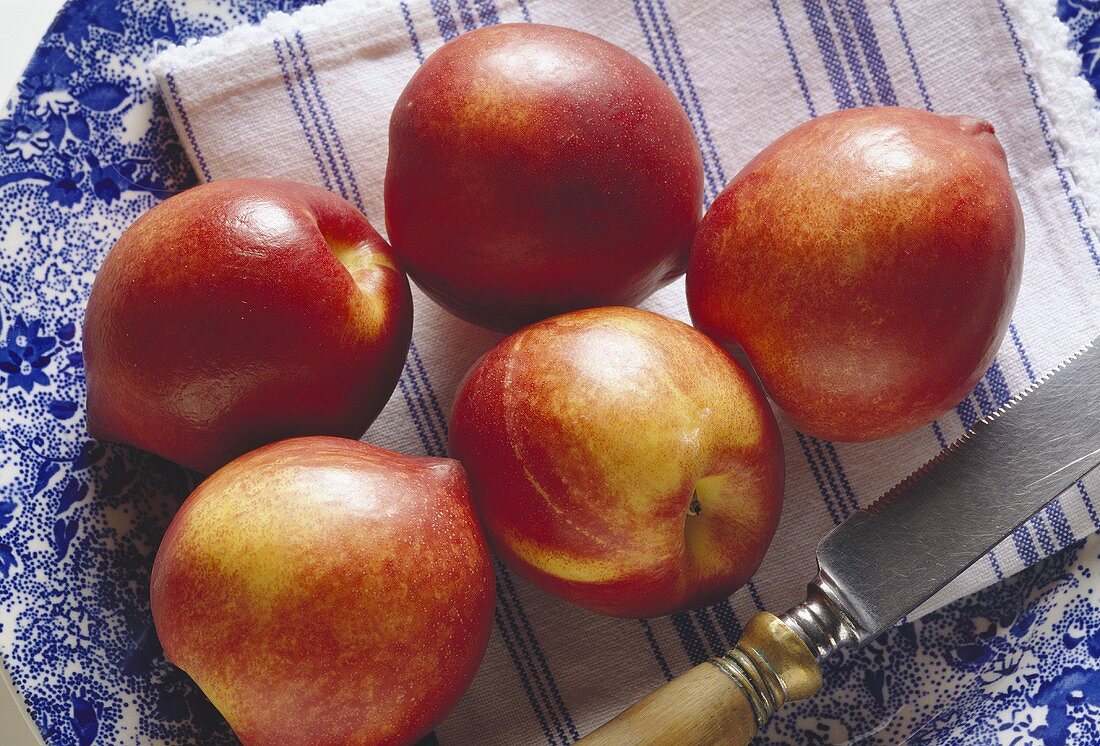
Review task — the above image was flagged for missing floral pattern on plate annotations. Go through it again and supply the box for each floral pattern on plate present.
[1057,0,1100,94]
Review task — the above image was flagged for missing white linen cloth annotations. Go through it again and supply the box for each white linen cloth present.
[149,0,1100,742]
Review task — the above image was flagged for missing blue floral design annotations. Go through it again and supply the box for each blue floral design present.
[1057,0,1100,94]
[20,47,79,97]
[1059,0,1100,16]
[55,0,127,48]
[1028,666,1100,744]
[44,160,85,208]
[86,154,154,204]
[0,317,57,393]
[0,544,16,577]
[0,111,53,160]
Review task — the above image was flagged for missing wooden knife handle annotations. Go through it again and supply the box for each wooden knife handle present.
[578,613,823,745]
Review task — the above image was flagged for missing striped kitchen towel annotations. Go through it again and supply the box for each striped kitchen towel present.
[150,0,1100,742]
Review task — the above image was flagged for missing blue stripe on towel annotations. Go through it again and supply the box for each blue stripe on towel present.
[931,421,948,450]
[712,599,744,644]
[282,37,353,201]
[770,0,818,117]
[272,38,333,191]
[1032,516,1055,555]
[499,567,580,742]
[669,612,709,666]
[689,610,724,658]
[395,377,440,457]
[887,1,932,110]
[294,33,365,212]
[955,396,980,432]
[475,0,501,25]
[633,0,726,201]
[747,581,766,612]
[400,365,448,456]
[985,361,1012,408]
[796,432,843,525]
[651,0,727,189]
[495,561,577,744]
[988,548,1005,581]
[803,0,857,109]
[1079,482,1099,530]
[638,620,674,681]
[826,442,861,514]
[400,1,426,63]
[407,342,450,431]
[972,380,994,419]
[847,0,898,105]
[810,436,855,520]
[1011,523,1040,566]
[163,71,212,182]
[492,604,559,745]
[430,0,460,40]
[824,0,875,105]
[1009,324,1037,383]
[1044,502,1075,549]
[453,0,478,32]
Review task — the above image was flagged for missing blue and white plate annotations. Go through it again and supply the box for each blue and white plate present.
[0,1,1099,744]
[1059,0,1100,93]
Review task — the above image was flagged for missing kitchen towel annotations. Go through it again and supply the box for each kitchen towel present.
[150,0,1100,742]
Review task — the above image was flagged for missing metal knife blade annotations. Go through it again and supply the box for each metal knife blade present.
[785,339,1100,659]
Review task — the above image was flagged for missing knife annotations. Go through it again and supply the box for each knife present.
[579,338,1100,746]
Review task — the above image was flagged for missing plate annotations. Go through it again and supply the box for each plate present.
[1057,0,1100,93]
[0,1,1098,744]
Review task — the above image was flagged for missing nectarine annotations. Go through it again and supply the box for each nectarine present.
[688,107,1024,441]
[84,178,412,473]
[385,24,704,331]
[151,437,495,746]
[449,307,783,618]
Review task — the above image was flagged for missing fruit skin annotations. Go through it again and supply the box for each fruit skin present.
[385,23,704,331]
[687,107,1025,442]
[150,436,496,746]
[84,178,413,473]
[449,307,783,618]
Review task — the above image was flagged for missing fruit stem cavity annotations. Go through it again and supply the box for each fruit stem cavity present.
[688,491,702,516]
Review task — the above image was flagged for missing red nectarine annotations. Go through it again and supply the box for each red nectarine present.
[688,107,1024,441]
[449,307,784,618]
[84,178,412,473]
[151,436,495,746]
[385,23,704,331]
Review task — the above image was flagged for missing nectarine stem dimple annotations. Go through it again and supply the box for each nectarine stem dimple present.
[331,241,396,294]
[688,491,702,516]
